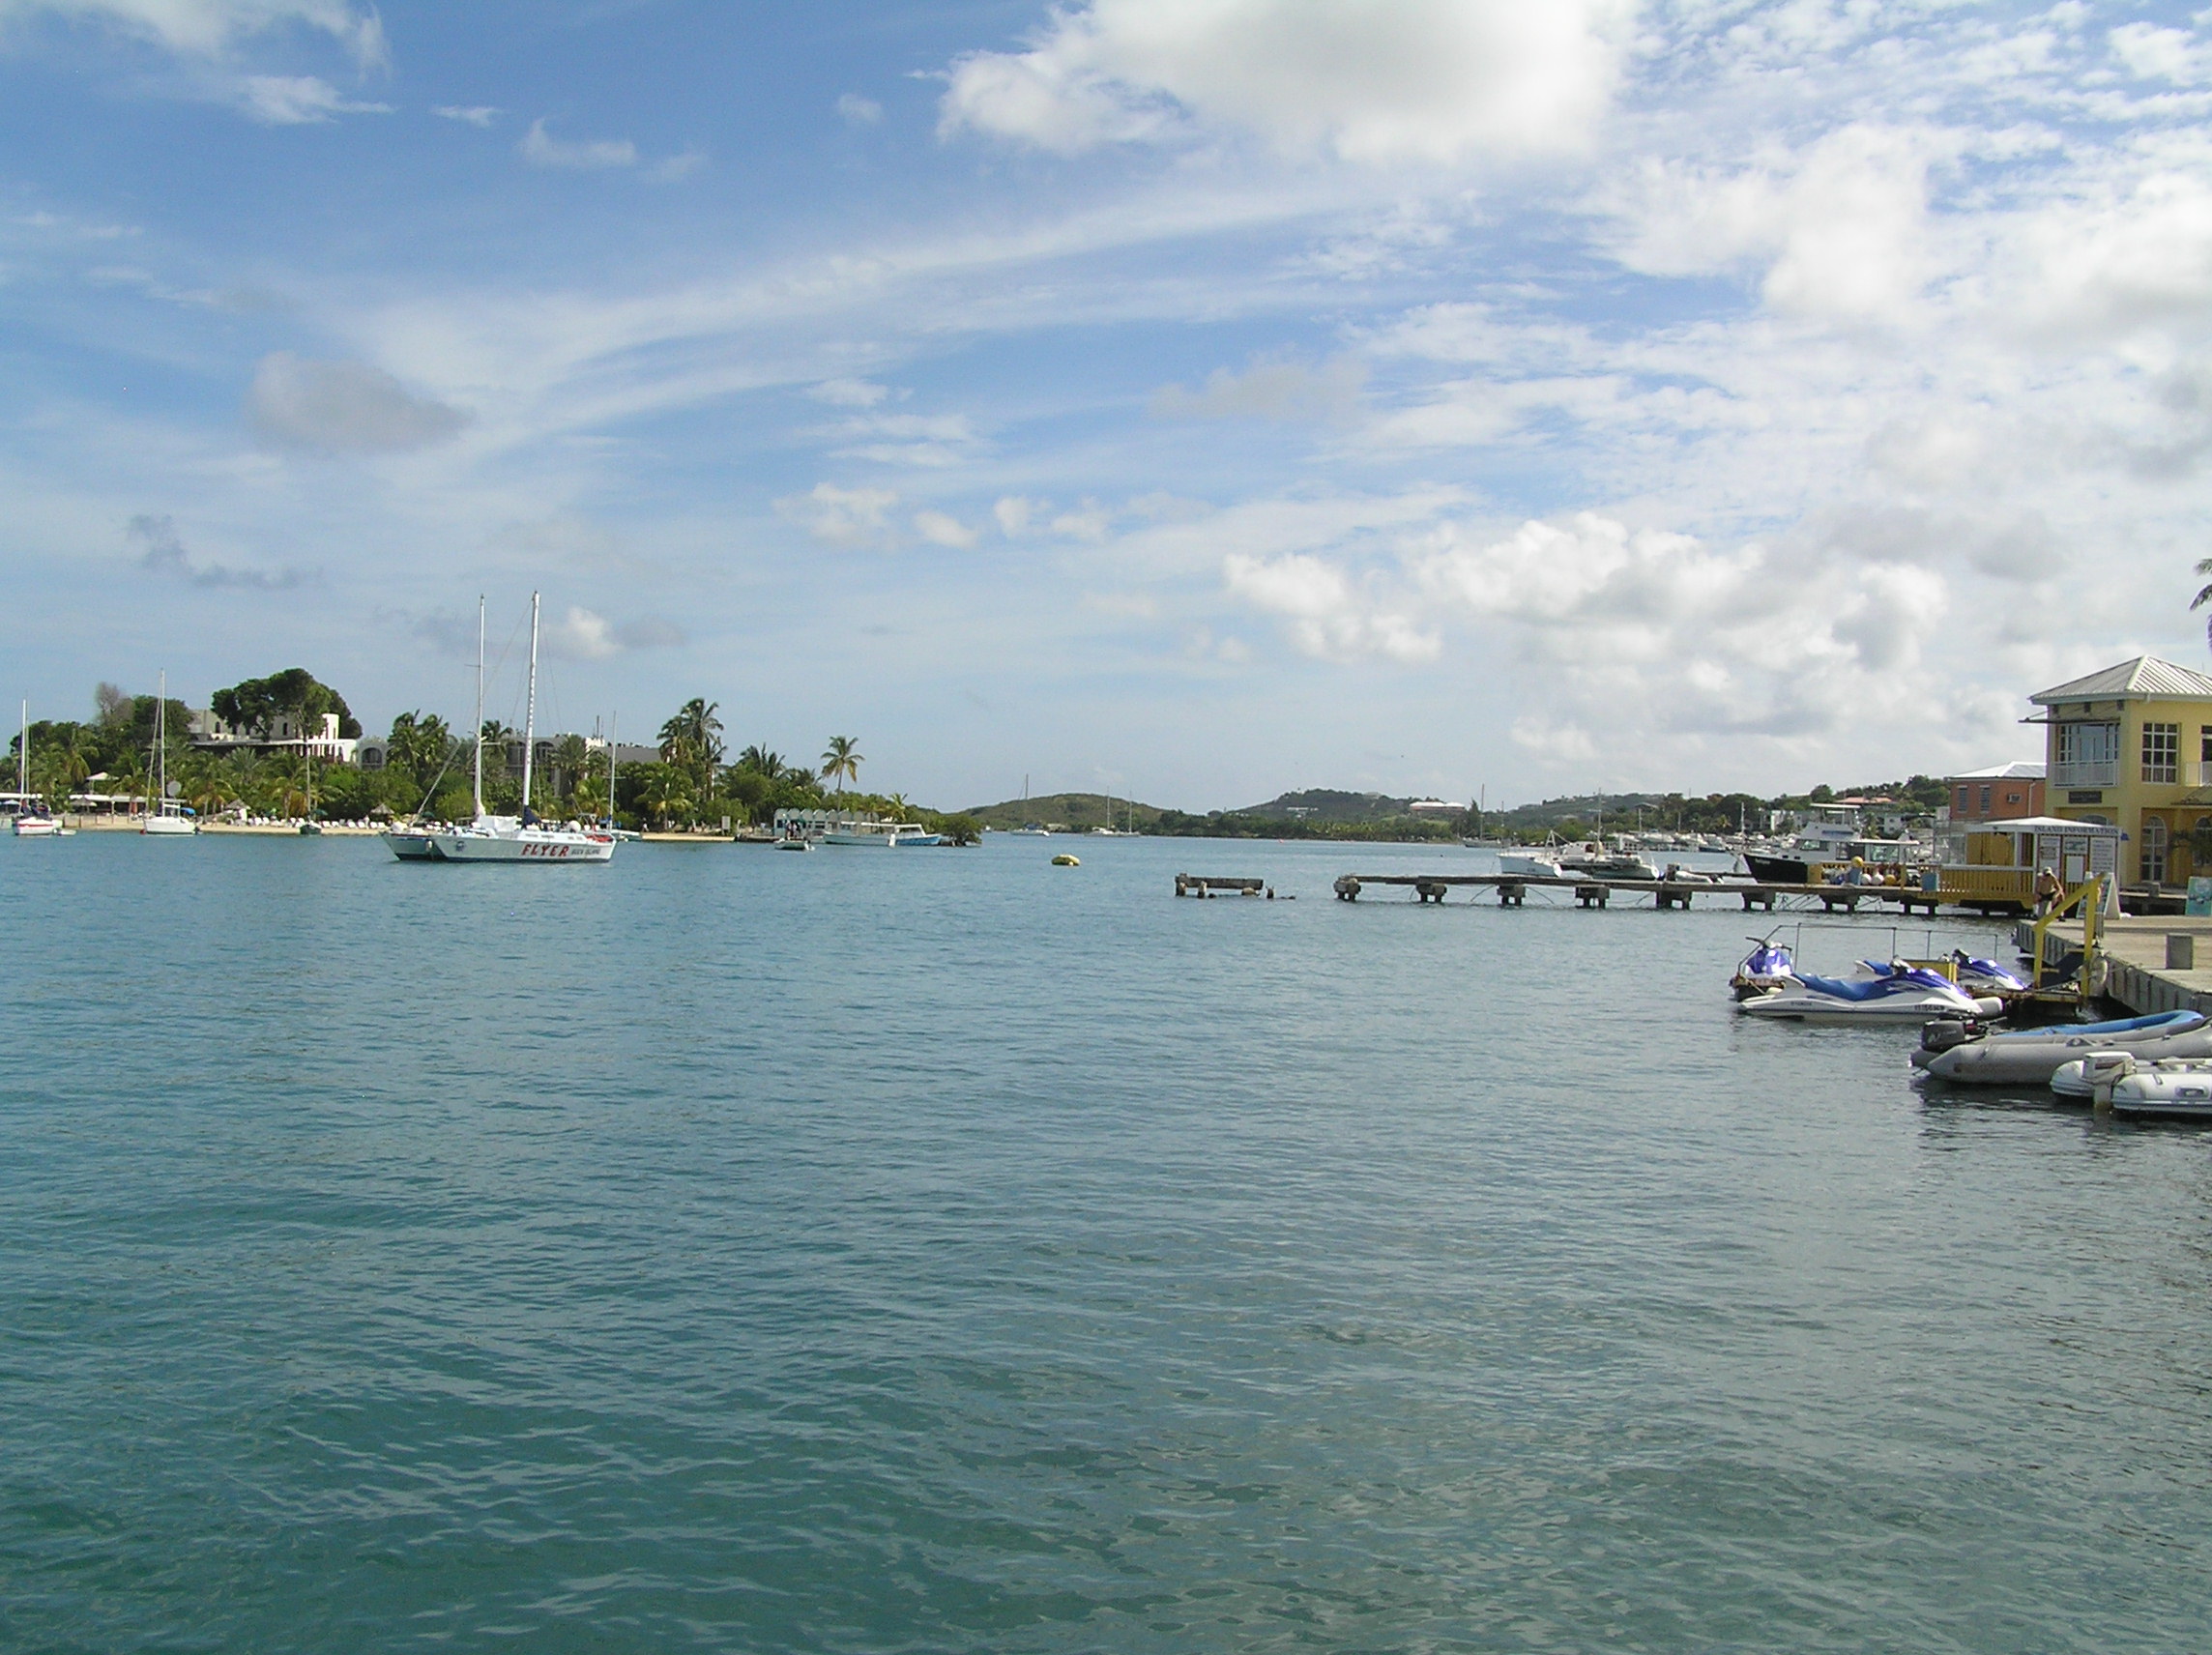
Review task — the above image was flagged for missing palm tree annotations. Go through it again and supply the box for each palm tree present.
[638,767,696,829]
[659,699,724,789]
[388,711,453,784]
[821,735,861,793]
[737,743,786,779]
[2193,558,2212,644]
[552,733,591,805]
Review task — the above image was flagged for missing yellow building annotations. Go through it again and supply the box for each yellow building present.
[2029,655,2212,888]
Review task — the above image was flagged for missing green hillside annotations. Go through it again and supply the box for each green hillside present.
[964,792,1162,831]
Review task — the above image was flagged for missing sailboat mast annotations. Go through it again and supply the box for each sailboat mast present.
[156,670,166,814]
[608,711,618,829]
[18,699,26,799]
[472,595,485,819]
[521,592,539,815]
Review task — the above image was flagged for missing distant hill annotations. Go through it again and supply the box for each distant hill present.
[1231,789,1429,824]
[964,792,1162,831]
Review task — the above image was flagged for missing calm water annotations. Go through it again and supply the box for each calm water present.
[4,832,2210,1652]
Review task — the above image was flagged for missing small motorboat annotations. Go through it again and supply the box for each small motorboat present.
[1498,851,1564,879]
[1915,1008,2212,1084]
[1051,853,1081,866]
[2052,1053,2212,1116]
[774,835,813,851]
[1740,966,1994,1021]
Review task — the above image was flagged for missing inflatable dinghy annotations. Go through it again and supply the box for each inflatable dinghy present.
[1915,1009,2212,1085]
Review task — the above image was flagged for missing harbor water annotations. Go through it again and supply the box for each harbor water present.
[4,832,2210,1651]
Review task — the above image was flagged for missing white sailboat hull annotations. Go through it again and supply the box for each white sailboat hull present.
[140,814,197,836]
[424,823,615,862]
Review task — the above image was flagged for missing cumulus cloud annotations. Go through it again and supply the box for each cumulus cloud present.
[519,118,638,170]
[1612,124,1948,325]
[993,495,1034,536]
[0,0,388,66]
[129,512,311,589]
[1224,550,1438,662]
[236,73,388,124]
[541,605,684,658]
[913,508,978,548]
[775,482,900,548]
[1150,353,1365,421]
[939,0,1632,161]
[246,352,469,453]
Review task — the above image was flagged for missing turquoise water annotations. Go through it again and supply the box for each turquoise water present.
[4,832,2210,1652]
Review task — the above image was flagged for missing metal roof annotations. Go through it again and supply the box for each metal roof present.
[1952,762,2045,780]
[2029,655,2212,705]
[1975,815,2125,835]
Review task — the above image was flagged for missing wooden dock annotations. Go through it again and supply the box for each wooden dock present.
[1329,873,1959,914]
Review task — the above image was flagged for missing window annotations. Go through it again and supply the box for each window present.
[1956,786,1969,812]
[1979,785,1992,813]
[2142,814,2169,885]
[2053,721,2120,786]
[2143,722,2179,784]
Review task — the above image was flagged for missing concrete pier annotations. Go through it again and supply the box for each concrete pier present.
[2028,915,2212,1014]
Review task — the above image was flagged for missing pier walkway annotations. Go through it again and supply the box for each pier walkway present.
[2028,916,2212,1015]
[1329,872,1965,914]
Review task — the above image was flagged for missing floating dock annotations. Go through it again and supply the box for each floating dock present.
[2024,916,2212,1016]
[1327,873,1961,914]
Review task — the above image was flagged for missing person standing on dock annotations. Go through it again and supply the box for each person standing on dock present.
[2034,866,2063,915]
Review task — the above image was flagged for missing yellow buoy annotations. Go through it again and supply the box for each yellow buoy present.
[1052,853,1081,866]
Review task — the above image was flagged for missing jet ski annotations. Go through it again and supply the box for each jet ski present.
[1915,1008,2212,1084]
[1730,937,1796,1000]
[1739,965,1994,1021]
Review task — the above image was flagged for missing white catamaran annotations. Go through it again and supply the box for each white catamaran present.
[414,593,615,864]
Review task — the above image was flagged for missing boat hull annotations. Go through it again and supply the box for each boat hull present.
[384,830,438,860]
[423,828,615,862]
[1916,1010,2212,1084]
[13,818,64,837]
[1742,853,1813,884]
[140,816,197,836]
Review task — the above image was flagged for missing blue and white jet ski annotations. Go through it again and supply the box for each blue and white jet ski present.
[1730,937,1796,1000]
[1740,964,1995,1022]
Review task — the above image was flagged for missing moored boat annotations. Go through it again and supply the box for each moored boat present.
[2052,1053,2212,1116]
[1914,1008,2212,1084]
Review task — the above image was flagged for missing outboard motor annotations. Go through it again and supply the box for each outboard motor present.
[1917,1017,1979,1056]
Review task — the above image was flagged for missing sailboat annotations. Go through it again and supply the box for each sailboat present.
[12,700,71,836]
[421,593,615,864]
[140,671,198,835]
[1008,772,1049,836]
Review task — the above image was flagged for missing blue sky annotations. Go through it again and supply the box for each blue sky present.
[6,1,2212,808]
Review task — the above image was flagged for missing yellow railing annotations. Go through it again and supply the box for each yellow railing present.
[1933,866,2036,904]
[2029,879,2106,994]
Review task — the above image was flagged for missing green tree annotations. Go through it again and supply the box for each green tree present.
[658,699,724,789]
[211,668,360,739]
[2194,557,2212,645]
[387,711,454,786]
[552,733,592,805]
[637,764,697,829]
[820,734,861,793]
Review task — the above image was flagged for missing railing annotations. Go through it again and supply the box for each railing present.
[2050,761,2116,788]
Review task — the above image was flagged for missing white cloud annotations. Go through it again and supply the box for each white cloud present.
[939,0,1634,162]
[808,377,891,408]
[0,0,387,66]
[245,352,469,452]
[1150,353,1364,421]
[2110,23,2212,85]
[993,495,1034,536]
[774,482,900,548]
[835,92,882,125]
[541,605,685,658]
[913,508,978,548]
[519,119,638,170]
[433,104,499,128]
[1611,124,1947,326]
[236,73,388,124]
[1223,550,1438,662]
[830,410,978,467]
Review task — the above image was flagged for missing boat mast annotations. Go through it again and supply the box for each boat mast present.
[521,592,539,817]
[17,699,26,801]
[155,670,166,815]
[472,595,485,820]
[607,711,618,829]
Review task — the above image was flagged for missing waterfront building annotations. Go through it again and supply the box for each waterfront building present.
[1948,763,2045,825]
[2028,656,2212,889]
[188,708,358,765]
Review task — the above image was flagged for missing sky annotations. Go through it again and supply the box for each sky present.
[5,0,2212,810]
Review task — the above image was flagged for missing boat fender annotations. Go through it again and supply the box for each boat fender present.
[2084,955,2110,998]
